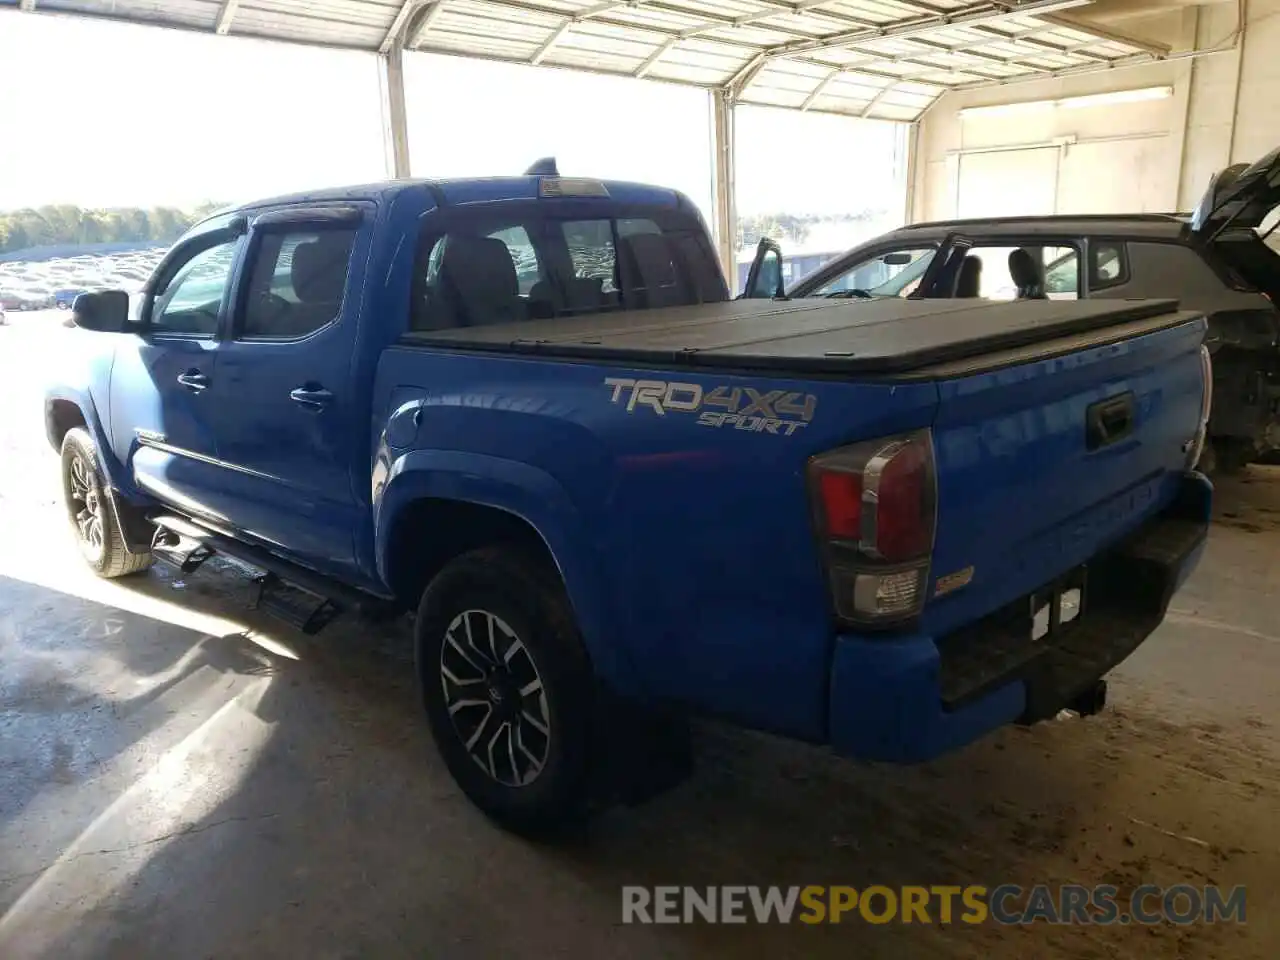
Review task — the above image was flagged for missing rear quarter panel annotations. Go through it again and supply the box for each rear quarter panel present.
[372,347,938,741]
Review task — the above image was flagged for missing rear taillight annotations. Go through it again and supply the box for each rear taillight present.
[1187,344,1213,469]
[808,429,937,626]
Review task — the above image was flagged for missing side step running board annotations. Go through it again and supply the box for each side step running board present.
[149,513,390,634]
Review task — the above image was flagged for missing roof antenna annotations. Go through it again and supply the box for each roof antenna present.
[524,157,559,176]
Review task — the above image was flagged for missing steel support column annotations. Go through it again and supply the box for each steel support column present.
[379,41,412,179]
[711,89,737,295]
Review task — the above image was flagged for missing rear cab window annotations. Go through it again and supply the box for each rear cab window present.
[411,205,724,331]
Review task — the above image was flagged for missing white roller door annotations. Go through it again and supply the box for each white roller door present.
[1055,137,1171,214]
[956,147,1059,218]
[954,135,1174,219]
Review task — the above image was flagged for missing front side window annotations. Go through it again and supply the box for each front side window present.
[963,244,1079,300]
[240,228,357,340]
[810,247,935,298]
[151,239,239,336]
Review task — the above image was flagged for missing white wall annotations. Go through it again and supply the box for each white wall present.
[913,0,1280,222]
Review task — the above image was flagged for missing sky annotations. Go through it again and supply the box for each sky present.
[0,12,908,232]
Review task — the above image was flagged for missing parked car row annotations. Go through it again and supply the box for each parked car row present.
[0,289,55,311]
[746,145,1280,473]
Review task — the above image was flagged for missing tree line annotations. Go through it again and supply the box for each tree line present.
[737,210,883,248]
[0,202,226,254]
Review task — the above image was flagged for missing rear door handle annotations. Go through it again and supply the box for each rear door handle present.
[176,370,209,391]
[290,385,334,409]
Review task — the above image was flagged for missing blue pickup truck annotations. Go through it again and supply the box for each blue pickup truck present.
[47,172,1213,834]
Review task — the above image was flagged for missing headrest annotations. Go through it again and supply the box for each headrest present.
[956,255,982,297]
[619,233,677,289]
[291,232,353,304]
[1008,248,1046,298]
[1013,248,1044,289]
[441,236,518,304]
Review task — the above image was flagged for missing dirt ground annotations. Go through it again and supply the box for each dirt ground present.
[0,312,1277,959]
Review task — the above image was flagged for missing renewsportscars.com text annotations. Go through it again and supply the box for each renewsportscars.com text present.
[621,884,1246,926]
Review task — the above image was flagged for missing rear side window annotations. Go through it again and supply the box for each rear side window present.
[1088,242,1128,291]
[411,213,724,331]
[240,228,356,340]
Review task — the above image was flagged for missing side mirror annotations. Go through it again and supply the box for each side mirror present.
[71,291,131,332]
[742,237,785,299]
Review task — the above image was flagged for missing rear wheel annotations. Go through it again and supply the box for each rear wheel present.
[415,547,594,836]
[60,428,153,578]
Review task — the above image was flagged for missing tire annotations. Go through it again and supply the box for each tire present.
[60,427,153,578]
[415,547,594,837]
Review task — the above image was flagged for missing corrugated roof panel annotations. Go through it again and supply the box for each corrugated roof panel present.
[736,85,811,109]
[645,60,735,85]
[40,0,222,30]
[14,0,1171,121]
[697,24,814,47]
[231,8,387,45]
[759,11,866,35]
[819,0,904,25]
[553,24,665,59]
[662,46,756,74]
[602,6,712,32]
[433,20,545,47]
[421,32,542,59]
[243,0,394,29]
[446,0,565,30]
[757,56,839,80]
[543,47,644,71]
[673,0,768,18]
[867,101,926,120]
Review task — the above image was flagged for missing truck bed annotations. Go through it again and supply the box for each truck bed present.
[403,296,1195,377]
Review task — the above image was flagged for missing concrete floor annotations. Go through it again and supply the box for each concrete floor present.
[2,313,1278,959]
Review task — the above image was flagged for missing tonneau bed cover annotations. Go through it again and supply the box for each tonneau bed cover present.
[405,296,1199,376]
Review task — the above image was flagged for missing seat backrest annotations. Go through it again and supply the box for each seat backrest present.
[283,232,354,336]
[955,255,983,297]
[438,235,523,326]
[1008,248,1047,299]
[527,275,608,318]
[618,233,685,309]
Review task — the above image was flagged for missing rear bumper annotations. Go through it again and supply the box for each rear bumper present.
[826,472,1211,763]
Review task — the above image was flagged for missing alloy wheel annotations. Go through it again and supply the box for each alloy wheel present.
[67,452,105,554]
[439,609,551,788]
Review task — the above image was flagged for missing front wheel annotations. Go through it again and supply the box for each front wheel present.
[415,547,594,837]
[60,428,153,578]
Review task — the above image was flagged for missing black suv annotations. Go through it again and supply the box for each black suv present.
[768,149,1280,471]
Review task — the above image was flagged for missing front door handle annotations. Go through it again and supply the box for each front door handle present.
[176,369,209,391]
[290,385,334,409]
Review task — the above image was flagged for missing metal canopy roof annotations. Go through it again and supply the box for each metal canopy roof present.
[11,0,1169,120]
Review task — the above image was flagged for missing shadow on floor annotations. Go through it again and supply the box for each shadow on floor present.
[0,560,1269,960]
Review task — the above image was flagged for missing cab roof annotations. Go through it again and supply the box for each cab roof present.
[894,213,1190,242]
[222,176,688,216]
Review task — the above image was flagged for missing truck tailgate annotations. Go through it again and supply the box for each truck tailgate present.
[922,312,1208,640]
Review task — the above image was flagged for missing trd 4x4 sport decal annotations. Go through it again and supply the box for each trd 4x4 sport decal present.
[604,378,817,436]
